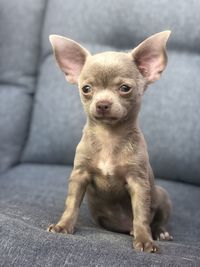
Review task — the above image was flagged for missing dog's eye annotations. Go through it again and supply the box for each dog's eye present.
[119,85,132,93]
[82,85,92,94]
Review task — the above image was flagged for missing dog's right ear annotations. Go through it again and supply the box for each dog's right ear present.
[49,35,90,84]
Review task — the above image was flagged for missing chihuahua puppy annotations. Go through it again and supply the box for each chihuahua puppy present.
[48,31,173,253]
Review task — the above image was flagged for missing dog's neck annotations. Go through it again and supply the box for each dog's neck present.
[86,115,140,144]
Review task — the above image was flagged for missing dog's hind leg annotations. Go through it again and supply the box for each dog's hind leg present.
[151,186,173,241]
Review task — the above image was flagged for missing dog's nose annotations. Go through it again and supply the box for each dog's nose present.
[96,100,112,113]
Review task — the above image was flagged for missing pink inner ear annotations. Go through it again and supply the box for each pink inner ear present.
[50,35,90,84]
[132,31,170,84]
[136,51,165,82]
[60,52,86,83]
[54,45,88,84]
[137,52,165,82]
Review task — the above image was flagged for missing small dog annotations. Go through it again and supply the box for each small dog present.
[48,31,173,253]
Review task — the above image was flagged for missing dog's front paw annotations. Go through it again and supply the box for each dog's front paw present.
[133,237,159,253]
[47,223,74,234]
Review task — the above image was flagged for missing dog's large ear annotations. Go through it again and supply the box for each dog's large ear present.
[49,35,90,84]
[131,31,171,84]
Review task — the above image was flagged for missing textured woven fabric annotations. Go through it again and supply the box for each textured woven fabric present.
[0,164,200,267]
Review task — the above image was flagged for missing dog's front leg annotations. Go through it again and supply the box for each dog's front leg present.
[48,168,90,234]
[126,176,158,253]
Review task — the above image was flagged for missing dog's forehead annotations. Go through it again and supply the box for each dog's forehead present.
[80,51,138,85]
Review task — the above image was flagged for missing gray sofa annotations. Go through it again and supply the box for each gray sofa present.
[0,0,200,266]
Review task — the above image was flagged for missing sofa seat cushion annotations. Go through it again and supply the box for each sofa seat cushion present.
[0,164,199,266]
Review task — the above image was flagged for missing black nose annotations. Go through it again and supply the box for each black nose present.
[96,100,112,113]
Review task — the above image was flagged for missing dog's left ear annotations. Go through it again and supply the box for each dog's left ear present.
[132,31,171,84]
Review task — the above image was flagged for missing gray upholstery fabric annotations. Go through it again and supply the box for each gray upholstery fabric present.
[41,0,200,52]
[0,0,47,172]
[0,164,200,267]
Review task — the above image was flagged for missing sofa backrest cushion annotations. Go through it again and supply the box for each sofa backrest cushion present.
[22,0,200,184]
[0,0,47,173]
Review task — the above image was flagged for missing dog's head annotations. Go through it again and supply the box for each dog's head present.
[50,31,170,125]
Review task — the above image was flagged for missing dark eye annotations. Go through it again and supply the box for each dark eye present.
[119,84,132,93]
[82,85,92,94]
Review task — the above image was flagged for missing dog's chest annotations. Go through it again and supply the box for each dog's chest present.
[95,140,118,177]
[90,157,128,197]
[90,143,128,194]
[88,132,135,194]
[97,158,115,176]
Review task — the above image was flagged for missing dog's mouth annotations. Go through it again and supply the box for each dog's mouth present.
[94,115,119,124]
